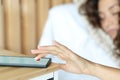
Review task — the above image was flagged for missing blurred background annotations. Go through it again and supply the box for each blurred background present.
[0,0,74,55]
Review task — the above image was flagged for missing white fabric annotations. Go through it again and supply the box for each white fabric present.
[38,3,118,80]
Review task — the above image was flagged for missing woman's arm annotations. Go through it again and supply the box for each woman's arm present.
[31,41,120,80]
[92,63,120,80]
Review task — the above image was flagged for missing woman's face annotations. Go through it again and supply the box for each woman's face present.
[98,0,119,39]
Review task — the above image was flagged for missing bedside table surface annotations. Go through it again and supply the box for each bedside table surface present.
[0,49,59,80]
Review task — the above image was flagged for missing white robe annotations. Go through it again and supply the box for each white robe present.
[39,3,118,80]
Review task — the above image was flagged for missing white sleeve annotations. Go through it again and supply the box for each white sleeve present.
[38,7,67,63]
[38,12,54,46]
[38,4,89,63]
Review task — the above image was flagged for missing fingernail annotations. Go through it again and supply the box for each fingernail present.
[34,57,40,61]
[31,50,35,53]
[34,57,38,60]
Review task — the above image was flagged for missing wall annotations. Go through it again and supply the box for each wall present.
[0,0,72,55]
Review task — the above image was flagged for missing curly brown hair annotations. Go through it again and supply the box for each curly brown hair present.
[80,0,120,63]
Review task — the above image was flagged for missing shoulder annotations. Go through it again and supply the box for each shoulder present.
[48,3,90,29]
[49,3,78,16]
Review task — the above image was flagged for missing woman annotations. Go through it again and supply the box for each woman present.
[32,41,120,80]
[32,0,120,80]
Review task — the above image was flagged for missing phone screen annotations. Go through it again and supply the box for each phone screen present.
[0,56,51,68]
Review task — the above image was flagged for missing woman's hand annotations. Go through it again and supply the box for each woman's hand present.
[31,41,94,74]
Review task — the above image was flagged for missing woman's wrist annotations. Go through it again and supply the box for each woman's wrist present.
[83,61,97,75]
[77,57,97,75]
[87,62,99,76]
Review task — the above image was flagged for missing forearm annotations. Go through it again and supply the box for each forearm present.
[89,63,120,80]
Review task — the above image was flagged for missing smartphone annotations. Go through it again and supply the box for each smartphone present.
[0,56,51,68]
